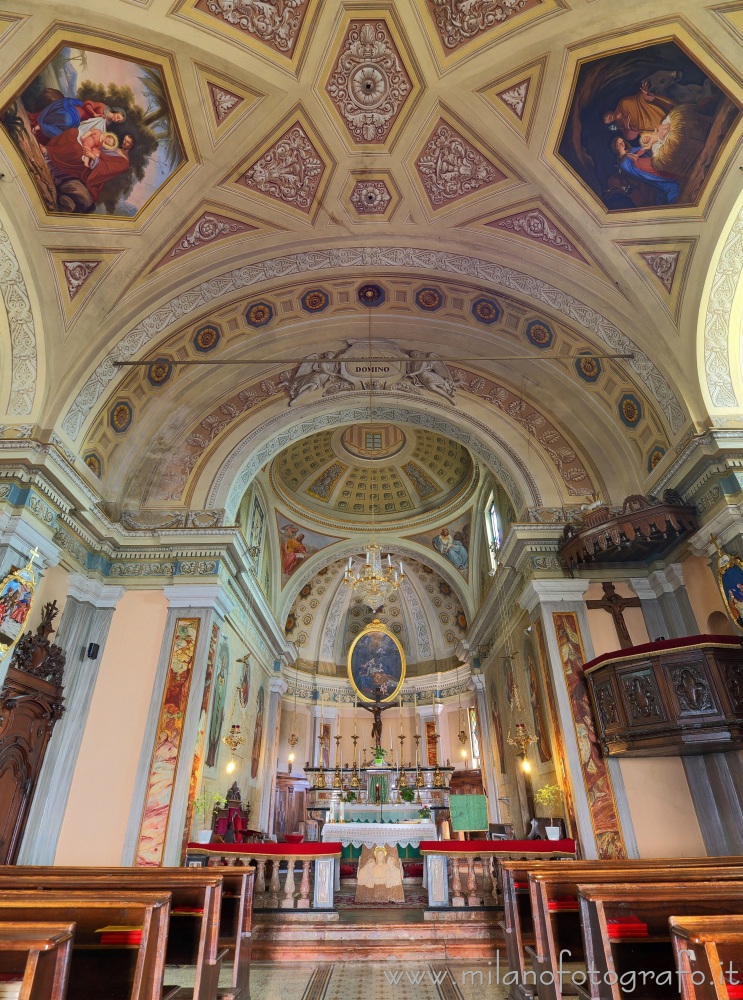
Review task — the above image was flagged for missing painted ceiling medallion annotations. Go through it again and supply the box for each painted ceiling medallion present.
[425,0,543,51]
[239,124,325,213]
[207,83,243,125]
[326,21,412,143]
[640,251,679,293]
[62,261,100,300]
[497,79,529,120]
[198,0,308,54]
[416,120,503,207]
[350,179,392,214]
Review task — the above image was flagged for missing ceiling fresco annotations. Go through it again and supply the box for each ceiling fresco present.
[1,0,743,569]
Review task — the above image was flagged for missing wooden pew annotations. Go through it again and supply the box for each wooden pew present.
[578,882,743,1000]
[0,891,173,1000]
[0,922,75,1000]
[530,864,743,1000]
[0,868,232,1000]
[500,858,743,1000]
[670,915,743,1000]
[3,865,254,1000]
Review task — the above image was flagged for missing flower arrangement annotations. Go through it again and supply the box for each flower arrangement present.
[418,805,431,819]
[340,786,357,803]
[534,783,562,824]
[399,786,415,803]
[372,746,387,765]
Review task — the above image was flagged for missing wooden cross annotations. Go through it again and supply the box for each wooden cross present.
[586,582,641,649]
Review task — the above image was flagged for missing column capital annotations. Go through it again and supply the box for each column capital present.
[630,564,686,599]
[269,676,288,696]
[0,515,61,570]
[162,583,233,618]
[519,579,590,614]
[66,574,125,608]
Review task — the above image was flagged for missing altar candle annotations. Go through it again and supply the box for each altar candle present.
[399,695,403,734]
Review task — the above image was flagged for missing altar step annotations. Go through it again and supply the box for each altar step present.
[252,908,505,961]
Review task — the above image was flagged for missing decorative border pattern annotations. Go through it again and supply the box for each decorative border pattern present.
[61,247,686,440]
[136,617,200,867]
[703,203,743,408]
[552,611,626,860]
[0,221,37,415]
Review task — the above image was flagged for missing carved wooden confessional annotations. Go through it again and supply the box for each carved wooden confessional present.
[0,601,66,863]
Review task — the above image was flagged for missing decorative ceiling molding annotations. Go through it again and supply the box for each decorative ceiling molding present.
[147,203,268,274]
[193,63,263,147]
[475,200,595,269]
[702,199,743,410]
[0,220,37,416]
[477,56,547,143]
[180,0,313,59]
[60,246,686,443]
[614,238,697,323]
[413,115,508,211]
[44,249,124,331]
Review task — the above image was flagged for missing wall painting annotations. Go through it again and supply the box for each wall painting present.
[277,512,341,586]
[406,511,470,579]
[1,45,184,217]
[251,685,265,779]
[205,640,229,769]
[136,617,200,867]
[558,41,740,212]
[552,612,626,859]
[180,621,219,856]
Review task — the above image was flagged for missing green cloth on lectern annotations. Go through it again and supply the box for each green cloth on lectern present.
[449,794,488,831]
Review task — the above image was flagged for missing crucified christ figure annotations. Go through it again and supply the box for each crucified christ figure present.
[359,687,395,746]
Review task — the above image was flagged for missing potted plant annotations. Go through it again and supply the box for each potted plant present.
[372,745,387,767]
[399,786,415,803]
[418,805,431,820]
[533,783,563,840]
[194,790,224,844]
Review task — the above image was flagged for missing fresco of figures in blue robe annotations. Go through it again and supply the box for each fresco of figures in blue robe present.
[1,45,183,216]
[558,41,739,211]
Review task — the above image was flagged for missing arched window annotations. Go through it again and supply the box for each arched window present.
[485,492,501,572]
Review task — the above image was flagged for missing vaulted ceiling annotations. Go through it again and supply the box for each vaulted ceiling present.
[2,0,743,587]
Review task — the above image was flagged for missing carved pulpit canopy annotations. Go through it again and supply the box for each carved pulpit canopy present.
[8,601,66,687]
[559,491,698,571]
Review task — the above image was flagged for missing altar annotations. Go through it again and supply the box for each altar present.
[322,820,437,890]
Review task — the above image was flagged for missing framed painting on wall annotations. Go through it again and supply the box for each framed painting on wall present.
[347,619,405,703]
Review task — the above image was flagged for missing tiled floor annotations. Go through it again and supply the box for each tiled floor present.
[165,961,511,999]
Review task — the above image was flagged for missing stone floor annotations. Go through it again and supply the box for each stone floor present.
[165,961,511,999]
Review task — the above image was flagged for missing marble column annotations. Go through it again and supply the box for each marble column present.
[121,584,232,866]
[629,564,698,640]
[17,576,125,864]
[261,674,288,835]
[471,671,501,821]
[519,580,638,860]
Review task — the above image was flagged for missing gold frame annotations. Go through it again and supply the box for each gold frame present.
[713,536,743,634]
[347,618,406,703]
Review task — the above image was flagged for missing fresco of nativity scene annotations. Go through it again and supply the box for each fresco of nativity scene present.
[1,45,183,216]
[558,41,740,211]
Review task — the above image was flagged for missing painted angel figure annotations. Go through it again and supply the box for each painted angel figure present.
[403,352,457,403]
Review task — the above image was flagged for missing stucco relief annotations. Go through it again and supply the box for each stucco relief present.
[425,0,542,50]
[198,0,308,54]
[239,125,325,212]
[60,247,686,441]
[703,204,743,409]
[0,221,37,416]
[326,22,412,144]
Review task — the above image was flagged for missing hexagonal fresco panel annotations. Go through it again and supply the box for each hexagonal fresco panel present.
[558,40,741,212]
[1,45,185,216]
[325,21,413,144]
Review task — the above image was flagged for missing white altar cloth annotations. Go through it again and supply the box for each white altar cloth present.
[321,821,437,850]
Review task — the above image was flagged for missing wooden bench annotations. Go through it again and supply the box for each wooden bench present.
[670,915,743,1000]
[500,858,743,1000]
[0,868,234,1000]
[578,881,743,1000]
[0,922,75,1000]
[0,891,173,1000]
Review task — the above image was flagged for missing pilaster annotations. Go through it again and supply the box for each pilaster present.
[629,564,698,640]
[17,575,125,864]
[262,674,288,834]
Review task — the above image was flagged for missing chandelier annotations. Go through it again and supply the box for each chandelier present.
[344,544,404,612]
[342,296,404,612]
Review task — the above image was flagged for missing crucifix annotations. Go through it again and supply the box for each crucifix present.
[586,582,641,649]
[359,686,396,746]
